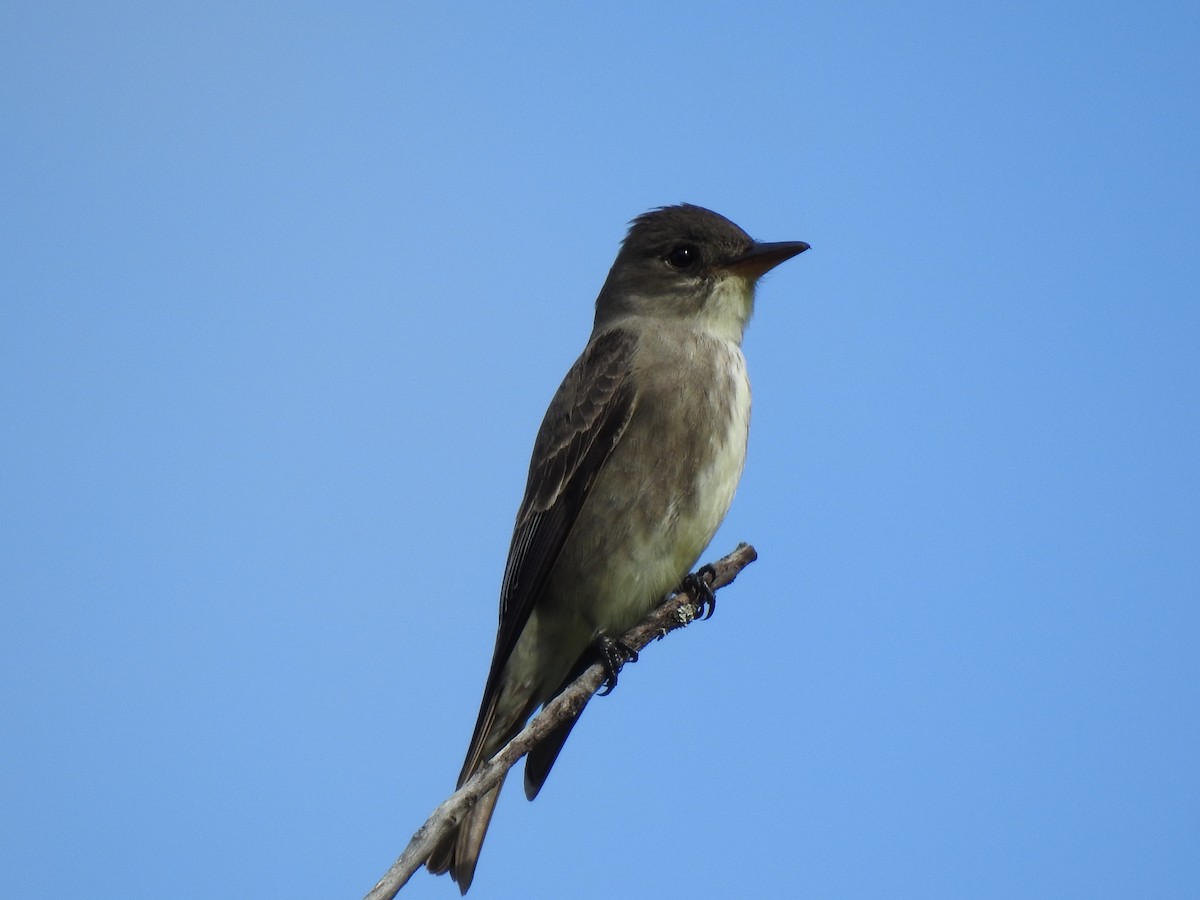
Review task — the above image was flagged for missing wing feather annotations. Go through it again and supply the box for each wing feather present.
[456,327,638,784]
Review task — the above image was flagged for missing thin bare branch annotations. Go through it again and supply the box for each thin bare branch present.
[363,542,758,900]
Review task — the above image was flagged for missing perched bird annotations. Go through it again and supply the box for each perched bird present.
[427,204,808,892]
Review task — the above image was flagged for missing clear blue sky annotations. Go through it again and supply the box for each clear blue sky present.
[3,3,1198,898]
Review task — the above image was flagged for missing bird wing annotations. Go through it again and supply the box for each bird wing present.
[457,326,638,783]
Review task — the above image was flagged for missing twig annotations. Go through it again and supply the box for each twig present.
[363,542,758,900]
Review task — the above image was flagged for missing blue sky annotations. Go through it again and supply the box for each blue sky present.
[3,3,1198,898]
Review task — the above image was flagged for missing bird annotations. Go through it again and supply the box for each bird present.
[426,204,808,892]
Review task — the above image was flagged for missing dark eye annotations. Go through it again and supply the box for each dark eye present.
[665,243,700,270]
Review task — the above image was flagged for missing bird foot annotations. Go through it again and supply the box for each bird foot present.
[593,634,639,696]
[678,564,717,620]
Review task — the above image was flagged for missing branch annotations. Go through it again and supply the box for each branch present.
[364,542,758,900]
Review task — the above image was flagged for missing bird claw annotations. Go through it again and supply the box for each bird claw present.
[594,634,638,696]
[679,564,717,620]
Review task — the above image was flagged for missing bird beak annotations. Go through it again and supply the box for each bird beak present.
[725,240,810,278]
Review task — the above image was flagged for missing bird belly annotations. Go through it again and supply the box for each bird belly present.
[545,337,750,638]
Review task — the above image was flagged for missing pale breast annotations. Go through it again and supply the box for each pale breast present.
[688,340,751,548]
[541,329,750,638]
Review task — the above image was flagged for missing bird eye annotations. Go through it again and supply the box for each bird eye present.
[665,244,699,270]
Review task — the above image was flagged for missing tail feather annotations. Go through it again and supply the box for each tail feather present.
[523,649,597,799]
[427,775,506,895]
[523,706,586,800]
[428,688,539,893]
[429,644,592,890]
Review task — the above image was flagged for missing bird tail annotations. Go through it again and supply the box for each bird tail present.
[426,774,506,895]
[427,679,537,893]
[429,634,601,890]
[522,647,597,799]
